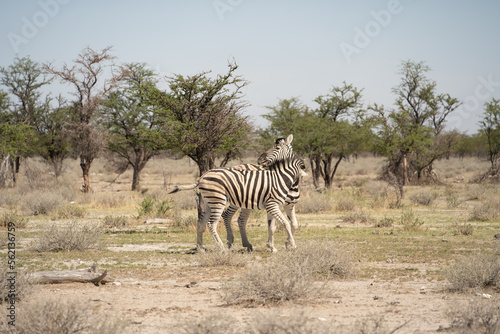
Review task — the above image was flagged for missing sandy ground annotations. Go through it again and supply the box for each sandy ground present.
[30,258,475,334]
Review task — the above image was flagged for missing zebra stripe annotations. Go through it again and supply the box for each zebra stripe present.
[221,161,301,252]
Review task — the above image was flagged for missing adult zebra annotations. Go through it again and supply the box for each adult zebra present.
[222,137,301,252]
[169,135,304,251]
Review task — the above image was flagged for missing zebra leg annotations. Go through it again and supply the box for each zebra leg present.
[284,204,298,233]
[266,214,278,253]
[237,209,253,251]
[196,200,210,251]
[221,205,238,248]
[206,203,227,250]
[265,202,297,250]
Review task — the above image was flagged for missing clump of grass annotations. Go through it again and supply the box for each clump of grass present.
[374,216,394,228]
[21,189,65,215]
[465,184,488,201]
[399,208,425,231]
[0,212,28,228]
[445,254,500,292]
[335,196,357,212]
[448,299,500,333]
[0,297,127,334]
[54,204,87,219]
[180,312,242,334]
[296,189,333,213]
[341,210,374,225]
[137,197,174,218]
[363,180,392,209]
[469,198,500,221]
[173,215,197,231]
[446,194,464,208]
[196,249,249,267]
[103,215,130,228]
[453,221,474,236]
[247,309,331,334]
[222,240,356,305]
[408,190,435,206]
[30,221,104,252]
[0,267,33,304]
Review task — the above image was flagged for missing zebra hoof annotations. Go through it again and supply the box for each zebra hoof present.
[285,242,297,251]
[266,245,278,253]
[246,245,254,252]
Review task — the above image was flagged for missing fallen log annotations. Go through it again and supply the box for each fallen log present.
[29,266,115,285]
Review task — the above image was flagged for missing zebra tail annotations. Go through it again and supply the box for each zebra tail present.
[168,184,198,194]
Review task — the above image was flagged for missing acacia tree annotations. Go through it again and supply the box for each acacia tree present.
[261,83,370,189]
[0,56,51,185]
[0,91,37,187]
[475,98,500,182]
[44,47,118,192]
[374,60,461,199]
[152,61,252,176]
[101,63,164,191]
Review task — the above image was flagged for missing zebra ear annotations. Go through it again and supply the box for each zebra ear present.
[286,134,293,144]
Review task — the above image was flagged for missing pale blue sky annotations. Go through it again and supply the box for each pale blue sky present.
[1,0,499,133]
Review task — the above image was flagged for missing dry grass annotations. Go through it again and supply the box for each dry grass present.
[0,267,33,305]
[30,221,104,252]
[469,198,500,222]
[445,253,500,292]
[408,190,435,206]
[222,240,356,305]
[341,209,374,225]
[448,299,500,333]
[295,188,334,213]
[0,297,127,334]
[0,212,28,228]
[195,249,250,267]
[399,208,425,231]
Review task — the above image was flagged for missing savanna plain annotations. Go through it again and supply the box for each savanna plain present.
[1,154,500,333]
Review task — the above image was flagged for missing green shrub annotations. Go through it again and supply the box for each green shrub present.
[374,216,394,228]
[400,208,425,231]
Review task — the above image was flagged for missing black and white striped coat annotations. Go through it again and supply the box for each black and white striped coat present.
[221,162,301,252]
[195,156,305,250]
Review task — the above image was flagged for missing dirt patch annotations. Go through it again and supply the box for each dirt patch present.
[29,265,471,333]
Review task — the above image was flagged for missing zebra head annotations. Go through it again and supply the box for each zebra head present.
[258,134,294,167]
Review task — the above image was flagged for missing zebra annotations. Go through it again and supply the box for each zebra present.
[169,134,304,251]
[222,137,301,252]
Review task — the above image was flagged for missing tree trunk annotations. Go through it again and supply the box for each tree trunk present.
[403,154,408,186]
[131,166,140,191]
[80,157,92,193]
[309,154,322,189]
[29,267,114,285]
